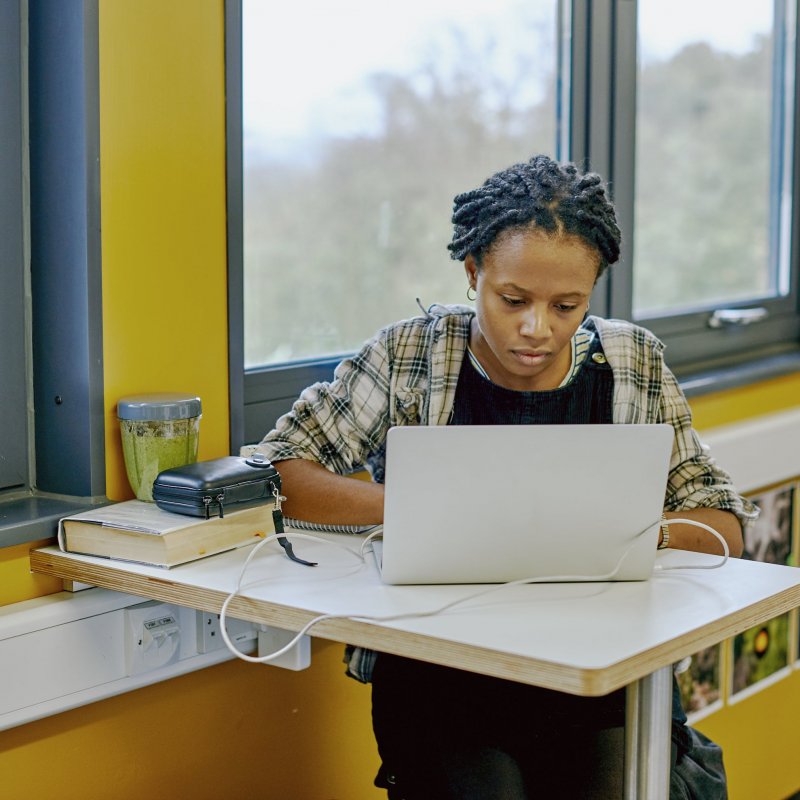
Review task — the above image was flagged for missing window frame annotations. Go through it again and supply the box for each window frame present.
[226,0,343,449]
[603,0,800,378]
[0,0,107,547]
[228,0,800,452]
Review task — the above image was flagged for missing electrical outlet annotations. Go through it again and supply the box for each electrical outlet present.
[196,611,224,653]
[257,625,311,671]
[125,601,181,676]
[196,611,258,654]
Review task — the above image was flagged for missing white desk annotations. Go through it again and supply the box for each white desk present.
[31,538,800,799]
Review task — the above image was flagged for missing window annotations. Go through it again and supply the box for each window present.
[241,0,559,369]
[634,4,782,316]
[234,0,560,442]
[230,0,800,447]
[622,0,800,373]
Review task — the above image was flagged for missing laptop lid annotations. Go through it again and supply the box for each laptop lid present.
[377,424,674,585]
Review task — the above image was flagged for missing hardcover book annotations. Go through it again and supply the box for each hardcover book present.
[58,499,275,568]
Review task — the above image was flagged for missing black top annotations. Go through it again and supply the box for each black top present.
[450,334,614,426]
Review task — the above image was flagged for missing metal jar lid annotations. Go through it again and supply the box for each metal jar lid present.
[117,393,202,421]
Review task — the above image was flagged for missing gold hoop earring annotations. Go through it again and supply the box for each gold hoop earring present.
[466,286,477,302]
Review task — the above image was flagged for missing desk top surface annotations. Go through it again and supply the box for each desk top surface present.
[30,536,800,696]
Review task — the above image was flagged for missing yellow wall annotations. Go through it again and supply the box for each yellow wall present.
[0,540,62,604]
[0,640,378,800]
[98,0,230,502]
[695,670,800,800]
[1,1,799,798]
[690,372,800,430]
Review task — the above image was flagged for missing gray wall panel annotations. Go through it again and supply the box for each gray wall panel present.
[29,0,105,497]
[0,0,29,491]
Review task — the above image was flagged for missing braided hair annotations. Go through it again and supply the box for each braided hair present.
[447,155,621,276]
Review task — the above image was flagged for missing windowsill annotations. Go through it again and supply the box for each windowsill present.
[678,349,800,397]
[0,493,110,549]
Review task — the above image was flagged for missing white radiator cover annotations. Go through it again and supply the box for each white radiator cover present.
[699,407,800,493]
[0,589,248,732]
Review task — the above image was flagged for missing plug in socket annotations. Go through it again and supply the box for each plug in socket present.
[257,625,311,670]
[196,611,258,654]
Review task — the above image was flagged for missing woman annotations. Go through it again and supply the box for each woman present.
[256,155,756,798]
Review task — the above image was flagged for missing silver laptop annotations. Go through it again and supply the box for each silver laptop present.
[373,424,674,585]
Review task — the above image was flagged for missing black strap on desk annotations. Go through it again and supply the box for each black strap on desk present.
[273,508,317,567]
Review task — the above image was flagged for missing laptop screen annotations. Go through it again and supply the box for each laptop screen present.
[378,424,674,584]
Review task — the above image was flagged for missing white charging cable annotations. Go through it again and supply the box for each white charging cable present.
[218,531,369,662]
[656,517,730,570]
[219,516,730,664]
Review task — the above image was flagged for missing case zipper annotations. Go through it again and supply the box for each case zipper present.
[202,493,226,519]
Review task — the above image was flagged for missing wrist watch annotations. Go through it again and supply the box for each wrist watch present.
[658,513,670,549]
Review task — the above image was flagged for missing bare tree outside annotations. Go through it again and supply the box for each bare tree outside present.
[243,3,557,367]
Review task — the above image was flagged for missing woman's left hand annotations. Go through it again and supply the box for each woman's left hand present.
[661,508,743,557]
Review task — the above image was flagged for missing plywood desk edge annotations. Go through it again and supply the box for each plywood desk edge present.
[28,547,800,698]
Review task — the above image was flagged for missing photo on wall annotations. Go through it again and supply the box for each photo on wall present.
[675,644,722,719]
[731,484,796,696]
[731,613,791,698]
[741,484,795,566]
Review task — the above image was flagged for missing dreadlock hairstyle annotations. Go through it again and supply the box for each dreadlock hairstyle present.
[447,154,621,277]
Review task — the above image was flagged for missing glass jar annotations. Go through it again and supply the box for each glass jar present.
[117,393,202,502]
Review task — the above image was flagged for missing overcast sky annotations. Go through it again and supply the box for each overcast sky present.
[243,1,774,146]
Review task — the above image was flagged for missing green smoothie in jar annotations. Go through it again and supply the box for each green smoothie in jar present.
[117,393,202,502]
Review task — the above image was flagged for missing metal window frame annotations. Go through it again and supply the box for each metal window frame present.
[225,0,245,453]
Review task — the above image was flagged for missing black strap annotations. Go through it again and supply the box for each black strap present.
[273,508,317,567]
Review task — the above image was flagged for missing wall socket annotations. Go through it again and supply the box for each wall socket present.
[196,611,257,654]
[257,625,311,671]
[125,601,181,676]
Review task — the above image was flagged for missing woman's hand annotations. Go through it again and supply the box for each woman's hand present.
[272,458,384,526]
[661,508,743,557]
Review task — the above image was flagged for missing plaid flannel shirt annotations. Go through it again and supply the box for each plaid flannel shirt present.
[257,303,758,682]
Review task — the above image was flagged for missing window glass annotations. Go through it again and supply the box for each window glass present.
[633,1,792,317]
[243,0,558,368]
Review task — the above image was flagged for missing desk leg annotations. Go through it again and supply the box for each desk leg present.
[623,665,672,799]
